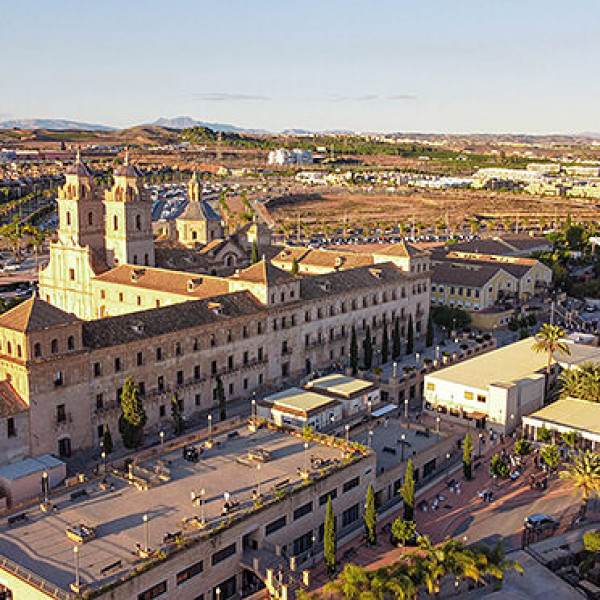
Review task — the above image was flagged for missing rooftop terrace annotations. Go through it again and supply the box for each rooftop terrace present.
[0,424,351,594]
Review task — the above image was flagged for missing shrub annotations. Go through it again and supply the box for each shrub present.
[490,454,510,478]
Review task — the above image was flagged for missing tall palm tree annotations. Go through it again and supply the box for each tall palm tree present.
[532,323,570,375]
[560,450,600,518]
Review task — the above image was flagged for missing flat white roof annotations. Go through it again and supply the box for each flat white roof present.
[524,397,600,437]
[307,374,374,397]
[426,337,549,390]
[265,387,339,414]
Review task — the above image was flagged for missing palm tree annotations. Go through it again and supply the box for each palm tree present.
[473,539,523,582]
[324,564,372,599]
[560,450,600,518]
[531,323,570,375]
[558,368,583,399]
[578,363,600,402]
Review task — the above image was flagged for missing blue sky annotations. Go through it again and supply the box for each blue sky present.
[3,0,600,133]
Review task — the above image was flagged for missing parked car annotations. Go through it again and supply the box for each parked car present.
[524,514,559,531]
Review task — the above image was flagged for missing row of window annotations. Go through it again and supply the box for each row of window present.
[431,284,481,298]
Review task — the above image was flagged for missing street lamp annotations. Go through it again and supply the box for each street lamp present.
[304,442,309,474]
[215,587,221,600]
[100,451,106,475]
[41,470,49,505]
[208,414,212,439]
[368,429,373,448]
[159,430,165,450]
[256,464,261,497]
[478,432,484,457]
[142,513,149,552]
[345,424,350,446]
[252,397,257,425]
[367,399,372,418]
[404,395,409,421]
[436,416,441,434]
[401,433,406,462]
[200,488,206,525]
[73,545,80,591]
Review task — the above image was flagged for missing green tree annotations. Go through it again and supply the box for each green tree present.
[426,313,434,348]
[431,306,471,331]
[324,496,336,575]
[381,324,389,364]
[216,375,226,421]
[532,323,570,375]
[251,239,259,264]
[364,484,377,546]
[363,325,373,370]
[324,564,370,598]
[490,454,510,478]
[391,518,416,547]
[514,438,532,456]
[392,317,401,360]
[537,426,552,443]
[560,451,600,517]
[102,424,113,455]
[118,377,147,449]
[401,459,415,522]
[541,444,561,471]
[291,256,299,275]
[171,394,184,436]
[463,432,473,480]
[561,431,579,450]
[473,539,523,581]
[349,325,359,375]
[406,315,414,355]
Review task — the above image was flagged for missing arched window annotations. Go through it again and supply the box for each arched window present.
[67,336,75,351]
[88,212,93,226]
[66,212,71,226]
[113,215,119,231]
[51,339,58,354]
[34,343,41,358]
[135,214,142,231]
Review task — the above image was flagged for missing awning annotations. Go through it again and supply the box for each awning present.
[464,411,487,419]
[372,403,397,418]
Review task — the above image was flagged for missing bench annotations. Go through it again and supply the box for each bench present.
[100,559,122,575]
[8,513,27,525]
[382,446,397,455]
[70,489,88,501]
[415,429,430,438]
[273,479,290,490]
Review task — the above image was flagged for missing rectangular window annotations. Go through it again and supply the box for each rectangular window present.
[138,381,145,396]
[158,376,164,392]
[319,489,337,506]
[56,404,66,423]
[294,502,313,520]
[228,355,234,370]
[156,347,163,362]
[464,391,474,400]
[342,504,360,527]
[194,365,201,380]
[477,395,486,403]
[293,531,314,556]
[137,352,143,366]
[7,417,16,438]
[175,342,182,356]
[343,477,359,493]
[258,347,264,361]
[426,382,435,391]
[212,543,236,566]
[96,393,104,410]
[177,370,184,385]
[114,357,122,373]
[176,560,203,586]
[93,362,102,377]
[138,581,167,600]
[211,361,217,375]
[265,516,287,535]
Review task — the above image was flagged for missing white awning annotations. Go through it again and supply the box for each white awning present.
[372,404,397,418]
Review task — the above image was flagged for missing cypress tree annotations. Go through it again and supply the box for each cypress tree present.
[350,326,358,375]
[406,314,414,355]
[463,431,473,480]
[426,313,434,348]
[171,394,184,436]
[216,375,227,421]
[251,239,259,264]
[363,325,373,370]
[364,484,377,546]
[102,424,113,455]
[118,377,147,449]
[401,459,415,522]
[382,325,389,364]
[392,317,401,360]
[291,256,299,275]
[324,496,336,575]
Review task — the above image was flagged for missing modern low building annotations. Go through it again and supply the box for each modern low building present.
[306,374,380,416]
[523,397,600,450]
[422,338,553,432]
[257,387,343,430]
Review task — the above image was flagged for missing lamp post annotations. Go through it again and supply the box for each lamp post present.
[401,433,406,462]
[215,587,221,600]
[159,430,164,450]
[436,415,441,434]
[208,414,212,439]
[42,470,49,505]
[200,488,206,525]
[100,451,106,475]
[345,424,350,446]
[368,429,373,448]
[478,432,484,457]
[304,442,309,475]
[73,545,80,591]
[404,395,409,421]
[256,464,261,497]
[252,397,256,426]
[367,399,372,419]
[142,513,149,552]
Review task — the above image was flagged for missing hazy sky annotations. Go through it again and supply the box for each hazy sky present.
[3,0,600,133]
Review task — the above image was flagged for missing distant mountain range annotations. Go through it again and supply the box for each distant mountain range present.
[149,116,271,134]
[0,118,114,131]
